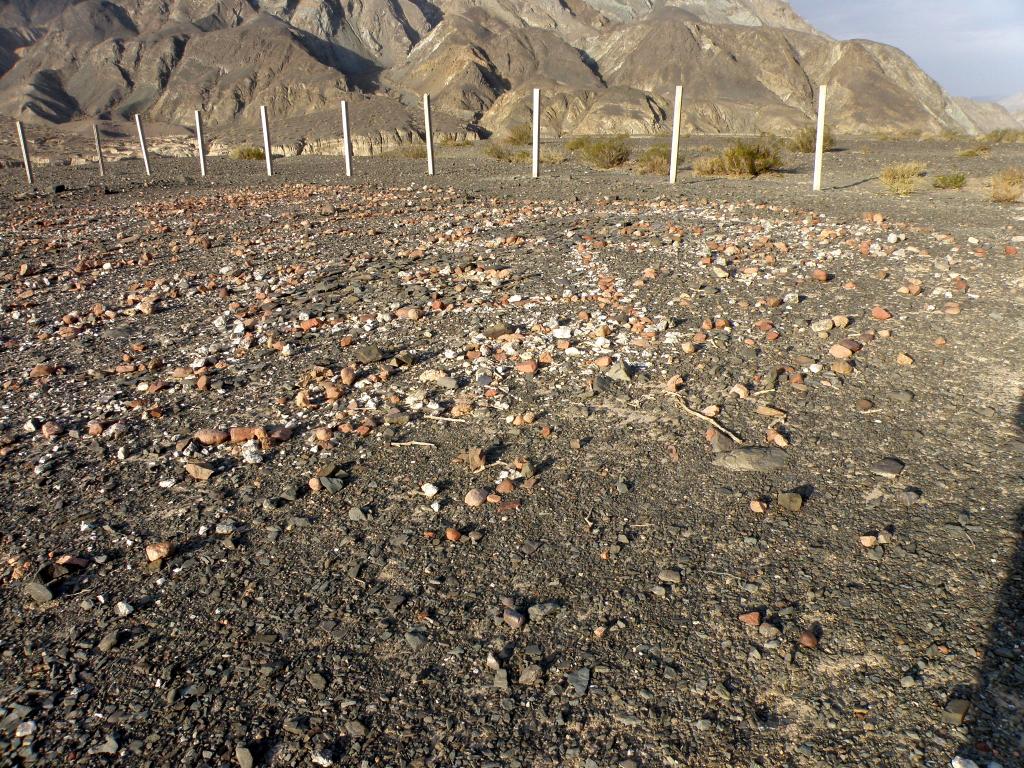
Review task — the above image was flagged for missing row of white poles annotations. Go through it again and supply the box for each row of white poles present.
[10,85,829,189]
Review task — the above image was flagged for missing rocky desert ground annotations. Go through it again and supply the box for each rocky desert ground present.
[0,138,1022,768]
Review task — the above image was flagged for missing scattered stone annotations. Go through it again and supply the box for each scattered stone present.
[869,457,905,479]
[713,447,787,472]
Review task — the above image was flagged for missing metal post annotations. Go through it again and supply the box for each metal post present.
[135,114,151,176]
[669,85,683,184]
[93,124,105,177]
[531,88,540,179]
[260,105,273,177]
[423,94,434,176]
[195,110,207,177]
[15,121,33,187]
[813,84,827,192]
[341,100,352,177]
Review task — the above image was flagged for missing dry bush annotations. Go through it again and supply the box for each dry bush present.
[484,143,528,163]
[438,136,471,147]
[991,167,1024,203]
[230,145,264,160]
[567,136,631,168]
[932,172,966,190]
[502,124,533,146]
[788,124,834,153]
[693,140,781,177]
[637,144,672,175]
[396,144,428,159]
[982,129,1024,145]
[879,162,926,195]
[957,145,991,158]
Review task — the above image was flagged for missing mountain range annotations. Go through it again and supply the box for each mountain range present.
[0,0,1020,150]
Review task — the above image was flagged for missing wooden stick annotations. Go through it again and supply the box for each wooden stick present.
[340,100,353,177]
[93,124,105,178]
[673,395,745,444]
[531,88,540,179]
[260,105,273,177]
[134,114,151,176]
[669,85,682,184]
[423,93,434,176]
[194,110,207,177]
[391,440,435,448]
[812,84,827,192]
[15,121,33,186]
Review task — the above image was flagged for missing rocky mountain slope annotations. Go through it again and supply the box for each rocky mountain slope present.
[0,0,1015,145]
[1000,91,1024,124]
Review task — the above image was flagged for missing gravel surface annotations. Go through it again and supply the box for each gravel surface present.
[0,144,1022,768]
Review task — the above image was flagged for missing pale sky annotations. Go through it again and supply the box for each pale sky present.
[789,0,1023,101]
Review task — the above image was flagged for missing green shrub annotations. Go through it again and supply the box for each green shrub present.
[635,144,672,175]
[932,172,966,190]
[693,140,782,177]
[788,124,835,153]
[502,124,533,146]
[992,167,1024,202]
[230,145,265,160]
[879,162,926,195]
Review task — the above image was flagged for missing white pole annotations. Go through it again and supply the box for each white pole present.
[93,124,105,178]
[423,94,434,176]
[195,110,207,178]
[813,84,827,192]
[15,121,33,186]
[341,100,352,177]
[260,105,273,177]
[531,88,540,179]
[669,85,682,184]
[135,114,151,176]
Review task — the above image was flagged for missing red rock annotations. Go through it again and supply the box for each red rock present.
[870,306,892,320]
[738,611,761,627]
[29,363,56,378]
[799,629,819,649]
[445,527,462,542]
[496,479,515,494]
[229,426,258,443]
[811,269,830,282]
[515,360,538,375]
[195,428,229,446]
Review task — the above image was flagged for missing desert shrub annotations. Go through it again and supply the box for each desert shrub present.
[502,124,533,146]
[788,124,834,153]
[879,162,926,195]
[957,145,991,158]
[693,140,782,177]
[566,136,588,151]
[484,143,529,163]
[438,136,471,147]
[397,144,428,159]
[982,129,1024,145]
[991,167,1024,202]
[230,145,265,160]
[932,172,966,190]
[568,135,630,168]
[637,144,672,175]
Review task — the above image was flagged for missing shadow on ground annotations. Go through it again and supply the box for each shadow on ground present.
[963,399,1024,766]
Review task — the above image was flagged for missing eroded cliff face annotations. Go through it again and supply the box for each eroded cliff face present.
[0,0,1017,144]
